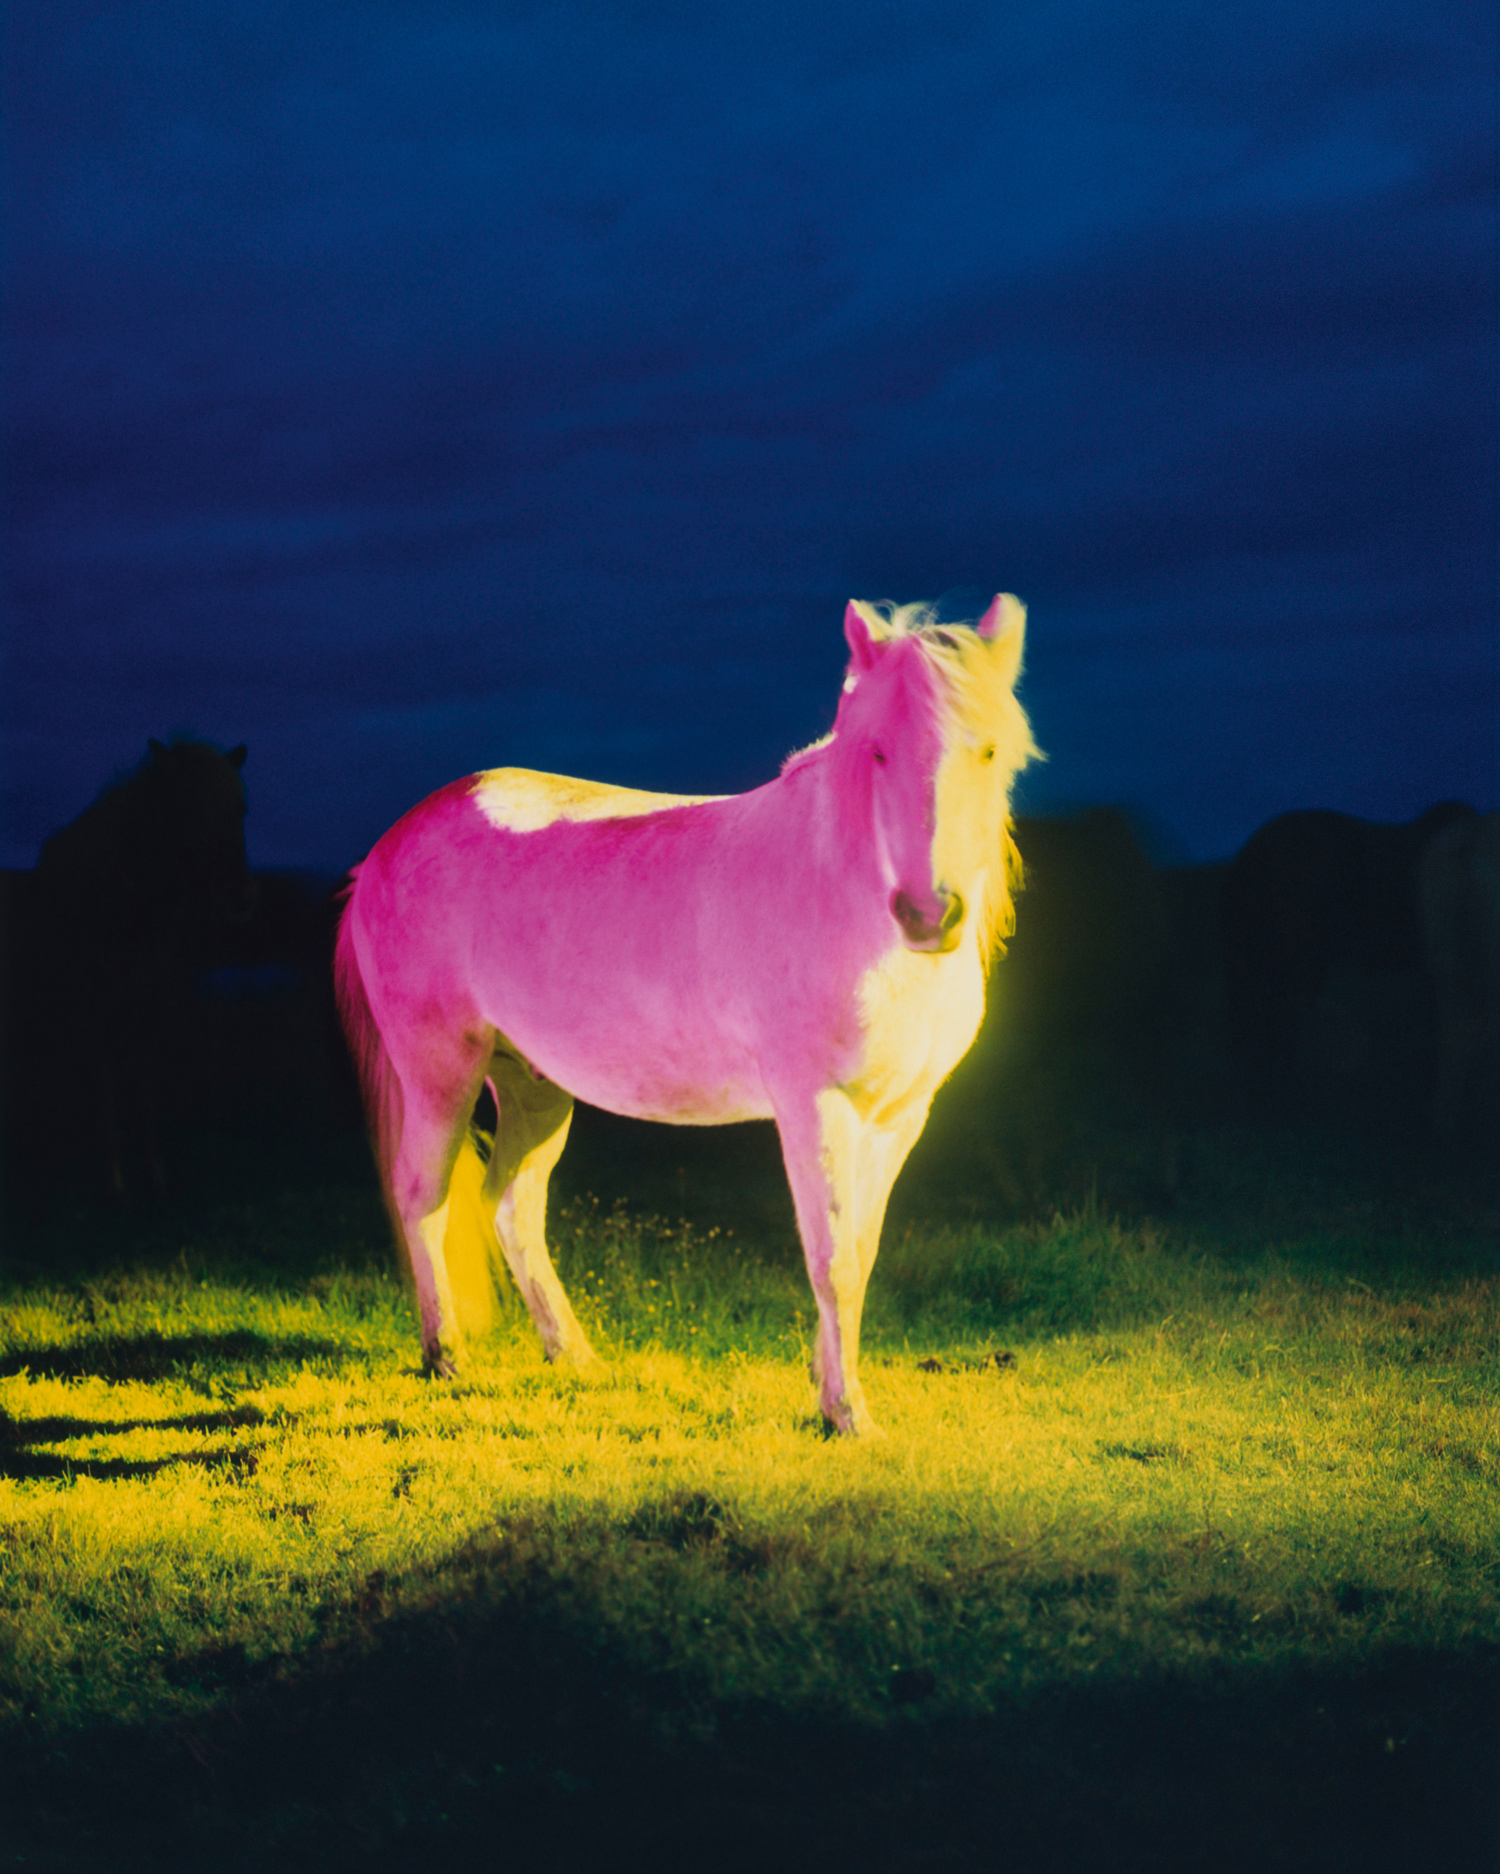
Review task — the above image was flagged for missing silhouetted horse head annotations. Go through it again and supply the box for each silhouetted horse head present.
[31,736,256,1201]
[40,737,255,934]
[139,737,257,928]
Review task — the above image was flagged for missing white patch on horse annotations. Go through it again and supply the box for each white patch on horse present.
[471,767,724,834]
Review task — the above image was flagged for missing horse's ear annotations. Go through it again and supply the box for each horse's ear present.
[976,593,1026,686]
[226,743,248,770]
[844,601,880,674]
[149,737,168,761]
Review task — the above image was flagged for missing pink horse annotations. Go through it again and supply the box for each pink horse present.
[335,596,1036,1434]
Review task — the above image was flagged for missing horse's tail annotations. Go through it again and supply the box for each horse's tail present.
[332,878,402,1222]
[333,878,505,1338]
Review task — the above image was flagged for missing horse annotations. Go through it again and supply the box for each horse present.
[335,594,1036,1434]
[1420,811,1500,1150]
[16,738,256,1202]
[1223,802,1474,1121]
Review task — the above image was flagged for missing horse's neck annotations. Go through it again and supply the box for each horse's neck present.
[750,746,878,888]
[84,787,153,876]
[44,783,167,913]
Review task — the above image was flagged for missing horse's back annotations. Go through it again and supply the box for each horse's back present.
[347,774,787,1121]
[353,773,743,989]
[470,767,724,834]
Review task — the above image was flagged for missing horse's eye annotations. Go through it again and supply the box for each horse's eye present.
[981,745,996,762]
[872,747,886,765]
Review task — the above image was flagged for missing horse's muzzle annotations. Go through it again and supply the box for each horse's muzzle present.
[891,888,964,952]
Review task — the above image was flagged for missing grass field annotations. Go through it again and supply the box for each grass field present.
[1,1111,1497,1871]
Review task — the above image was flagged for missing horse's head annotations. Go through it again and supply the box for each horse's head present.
[145,737,257,925]
[836,595,1036,957]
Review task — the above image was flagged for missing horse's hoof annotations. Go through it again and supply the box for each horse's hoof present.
[835,1415,885,1439]
[548,1346,609,1378]
[821,1395,884,1438]
[422,1351,459,1380]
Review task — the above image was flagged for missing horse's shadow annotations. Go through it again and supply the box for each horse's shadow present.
[0,1331,351,1484]
[0,1330,349,1386]
[0,1369,304,1482]
[0,1436,262,1485]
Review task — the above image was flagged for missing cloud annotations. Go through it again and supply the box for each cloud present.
[4,0,1494,864]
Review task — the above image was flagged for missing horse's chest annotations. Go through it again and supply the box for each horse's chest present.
[848,942,986,1121]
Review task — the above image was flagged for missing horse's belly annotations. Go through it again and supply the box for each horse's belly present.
[496,1016,775,1128]
[551,1056,774,1127]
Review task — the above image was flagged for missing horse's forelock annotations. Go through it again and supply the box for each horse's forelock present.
[851,601,1025,731]
[851,599,940,639]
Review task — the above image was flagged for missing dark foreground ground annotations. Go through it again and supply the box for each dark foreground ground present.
[2,1579,1496,1874]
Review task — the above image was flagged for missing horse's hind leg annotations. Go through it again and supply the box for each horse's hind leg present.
[387,1042,492,1377]
[481,1046,600,1369]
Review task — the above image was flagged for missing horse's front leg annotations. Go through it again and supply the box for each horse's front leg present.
[850,1097,931,1296]
[482,1051,601,1370]
[776,1087,881,1436]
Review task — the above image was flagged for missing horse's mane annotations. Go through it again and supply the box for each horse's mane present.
[984,817,1028,968]
[852,601,1037,968]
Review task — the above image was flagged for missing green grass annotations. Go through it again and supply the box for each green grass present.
[1,1138,1498,1868]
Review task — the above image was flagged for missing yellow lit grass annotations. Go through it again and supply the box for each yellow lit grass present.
[1,1200,1497,1737]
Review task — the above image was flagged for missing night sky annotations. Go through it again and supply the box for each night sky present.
[5,0,1495,872]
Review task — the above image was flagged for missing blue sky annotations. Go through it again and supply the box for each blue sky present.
[4,0,1495,866]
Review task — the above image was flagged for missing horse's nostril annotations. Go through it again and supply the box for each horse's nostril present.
[891,888,963,945]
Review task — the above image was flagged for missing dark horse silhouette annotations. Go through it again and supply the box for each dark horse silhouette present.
[7,739,255,1203]
[1224,802,1475,1122]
